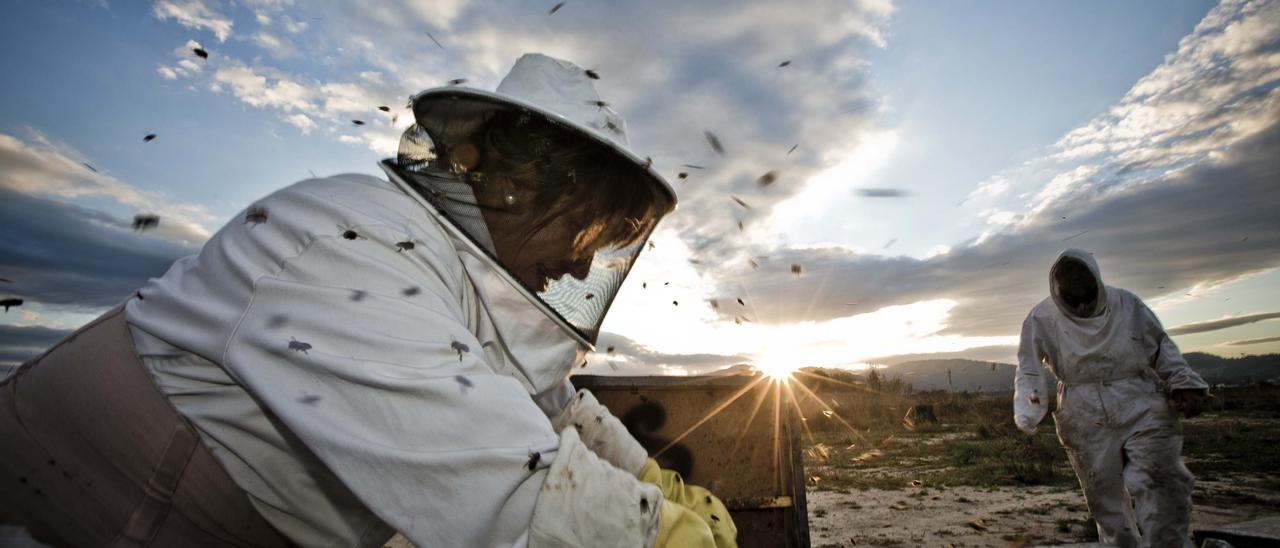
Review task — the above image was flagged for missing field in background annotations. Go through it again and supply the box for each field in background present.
[788,373,1280,547]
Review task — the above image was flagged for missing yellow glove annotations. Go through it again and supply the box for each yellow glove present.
[640,459,738,548]
[656,499,715,548]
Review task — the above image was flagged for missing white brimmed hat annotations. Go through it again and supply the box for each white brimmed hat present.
[407,53,677,205]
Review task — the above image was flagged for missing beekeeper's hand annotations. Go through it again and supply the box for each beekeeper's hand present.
[1170,388,1209,419]
[551,389,648,475]
[1014,413,1039,435]
[640,459,737,548]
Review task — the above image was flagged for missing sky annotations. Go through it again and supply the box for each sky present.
[1,0,1278,375]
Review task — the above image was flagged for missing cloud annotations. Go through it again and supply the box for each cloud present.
[0,324,73,366]
[152,0,233,42]
[1221,335,1280,347]
[0,131,213,244]
[711,114,1280,337]
[0,186,198,311]
[1168,312,1280,336]
[590,331,749,373]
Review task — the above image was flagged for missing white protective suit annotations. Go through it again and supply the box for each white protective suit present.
[1014,249,1208,548]
[125,171,662,547]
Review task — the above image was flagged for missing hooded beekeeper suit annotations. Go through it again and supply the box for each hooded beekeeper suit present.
[0,53,735,548]
[1014,249,1208,548]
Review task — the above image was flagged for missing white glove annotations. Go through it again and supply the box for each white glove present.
[1014,413,1038,435]
[552,389,649,476]
[529,428,663,548]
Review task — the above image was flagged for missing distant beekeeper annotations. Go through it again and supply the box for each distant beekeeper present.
[1014,249,1209,547]
[0,53,734,547]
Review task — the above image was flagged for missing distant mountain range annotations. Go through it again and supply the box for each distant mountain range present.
[876,353,1280,392]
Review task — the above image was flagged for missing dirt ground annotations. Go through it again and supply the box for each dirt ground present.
[806,476,1280,547]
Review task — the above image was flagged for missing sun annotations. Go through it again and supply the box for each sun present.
[752,357,796,381]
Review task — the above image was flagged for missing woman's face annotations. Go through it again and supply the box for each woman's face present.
[477,181,603,293]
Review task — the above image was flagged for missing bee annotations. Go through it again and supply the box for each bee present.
[884,238,897,249]
[526,451,541,471]
[587,100,610,110]
[288,338,311,354]
[338,225,365,240]
[856,188,910,198]
[378,105,391,112]
[1,298,22,312]
[352,120,365,126]
[777,60,791,68]
[350,290,368,302]
[548,2,565,15]
[402,287,421,297]
[606,345,615,354]
[640,497,650,514]
[731,196,751,209]
[584,69,600,80]
[585,293,594,300]
[244,206,269,227]
[703,131,724,155]
[132,214,160,231]
[454,375,473,391]
[395,239,421,252]
[297,394,321,405]
[672,300,678,306]
[192,46,208,59]
[787,144,798,155]
[143,133,157,143]
[451,340,470,361]
[448,78,468,86]
[82,162,98,173]
[757,170,779,187]
[791,264,802,276]
[682,164,705,170]
[426,31,444,49]
[677,172,688,181]
[737,298,745,306]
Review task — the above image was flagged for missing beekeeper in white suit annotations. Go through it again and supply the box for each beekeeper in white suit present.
[1014,249,1209,548]
[0,53,734,548]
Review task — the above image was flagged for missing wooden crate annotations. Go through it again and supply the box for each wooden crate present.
[572,374,810,548]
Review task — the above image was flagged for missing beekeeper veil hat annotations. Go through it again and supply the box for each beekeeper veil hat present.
[382,53,676,346]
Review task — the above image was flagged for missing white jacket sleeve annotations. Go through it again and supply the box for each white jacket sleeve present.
[1014,314,1050,434]
[1136,302,1209,392]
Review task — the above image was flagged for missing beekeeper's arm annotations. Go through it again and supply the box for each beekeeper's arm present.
[1014,314,1051,434]
[1135,300,1209,417]
[1136,301,1208,392]
[553,389,735,547]
[221,236,665,547]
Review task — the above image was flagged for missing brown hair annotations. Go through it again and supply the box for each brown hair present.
[445,111,673,255]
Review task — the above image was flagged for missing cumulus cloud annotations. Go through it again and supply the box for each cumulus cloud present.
[152,0,233,42]
[1168,312,1280,336]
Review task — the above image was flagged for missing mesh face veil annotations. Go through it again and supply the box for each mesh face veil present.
[386,96,674,345]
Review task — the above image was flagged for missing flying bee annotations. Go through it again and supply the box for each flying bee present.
[584,69,600,80]
[703,131,724,155]
[682,164,705,170]
[737,298,745,306]
[244,206,268,226]
[448,78,468,86]
[587,100,610,110]
[606,345,615,354]
[132,214,160,231]
[548,2,565,15]
[192,46,208,59]
[143,133,157,143]
[402,286,421,297]
[778,60,791,68]
[787,144,798,155]
[791,264,802,276]
[731,196,751,209]
[1,298,22,312]
[352,120,365,126]
[454,375,473,391]
[757,170,779,187]
[377,105,391,112]
[677,172,688,181]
